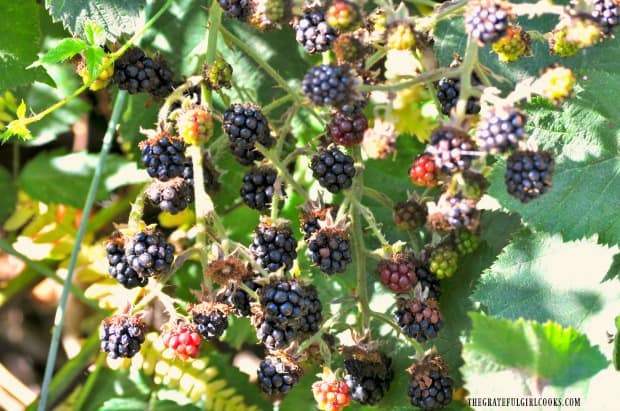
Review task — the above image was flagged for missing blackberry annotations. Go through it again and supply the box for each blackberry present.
[203,57,233,90]
[344,350,394,405]
[592,0,620,35]
[408,354,453,410]
[414,260,442,299]
[299,284,323,334]
[218,0,251,20]
[146,177,194,214]
[376,253,417,294]
[505,150,554,203]
[182,156,221,194]
[475,106,526,153]
[161,320,202,360]
[125,230,175,277]
[328,109,368,147]
[191,303,229,340]
[217,276,262,316]
[326,0,361,32]
[257,319,297,350]
[300,202,337,241]
[395,298,443,343]
[409,153,439,188]
[176,105,213,145]
[113,47,175,97]
[310,146,356,193]
[100,315,146,359]
[257,355,301,397]
[240,166,280,211]
[426,126,476,175]
[439,194,480,232]
[465,0,513,46]
[429,245,458,279]
[250,221,298,272]
[436,76,480,116]
[307,228,352,275]
[105,234,148,289]
[302,64,355,107]
[259,278,309,324]
[139,132,187,181]
[455,229,480,256]
[312,376,351,411]
[294,9,339,54]
[223,103,274,165]
[393,199,427,230]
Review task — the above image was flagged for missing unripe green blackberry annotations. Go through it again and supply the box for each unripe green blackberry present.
[429,245,458,279]
[455,229,480,256]
[386,21,416,50]
[204,58,233,90]
[492,25,531,62]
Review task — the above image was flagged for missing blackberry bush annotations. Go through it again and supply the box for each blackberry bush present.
[250,220,297,272]
[310,146,356,193]
[505,150,555,203]
[294,9,339,54]
[100,315,146,359]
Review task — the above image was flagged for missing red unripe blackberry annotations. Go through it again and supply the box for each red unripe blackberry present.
[376,253,417,294]
[302,64,355,108]
[161,320,202,360]
[505,150,555,203]
[326,0,361,32]
[113,47,175,97]
[100,314,146,359]
[408,353,454,410]
[426,126,476,175]
[250,220,298,272]
[475,106,526,153]
[328,109,368,147]
[294,9,339,54]
[257,355,301,397]
[465,0,513,46]
[393,199,428,230]
[343,349,394,405]
[105,233,148,289]
[409,154,439,188]
[429,245,458,279]
[190,303,229,340]
[310,146,356,193]
[312,378,351,411]
[139,132,187,181]
[125,230,175,278]
[223,102,274,166]
[592,0,620,35]
[240,166,280,211]
[395,297,444,343]
[146,177,194,215]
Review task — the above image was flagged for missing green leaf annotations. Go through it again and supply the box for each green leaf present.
[45,0,146,40]
[463,313,608,390]
[99,397,200,411]
[36,38,87,65]
[84,46,105,79]
[84,20,106,46]
[472,230,619,329]
[614,316,620,371]
[0,165,17,223]
[604,253,620,281]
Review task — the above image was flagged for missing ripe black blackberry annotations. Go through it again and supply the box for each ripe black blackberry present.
[393,199,427,230]
[294,9,339,54]
[139,132,187,181]
[299,284,323,334]
[257,355,301,397]
[475,106,526,153]
[436,76,481,116]
[217,277,262,316]
[310,146,356,193]
[146,177,194,214]
[113,47,175,97]
[223,103,274,165]
[190,303,229,340]
[250,220,298,272]
[125,230,175,277]
[465,0,513,46]
[259,278,309,324]
[415,260,442,300]
[307,227,352,275]
[426,126,476,175]
[591,0,620,35]
[218,0,251,20]
[105,234,148,289]
[302,64,355,107]
[505,150,554,203]
[439,194,480,232]
[343,349,394,405]
[240,166,280,211]
[328,109,368,147]
[100,315,146,359]
[394,298,444,343]
[408,354,453,410]
[256,319,297,350]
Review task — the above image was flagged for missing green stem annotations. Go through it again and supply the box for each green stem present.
[12,141,19,178]
[357,67,459,92]
[239,282,260,301]
[73,352,106,410]
[206,3,222,65]
[350,197,391,248]
[37,91,128,411]
[255,143,311,203]
[455,38,479,121]
[362,186,394,209]
[262,94,295,115]
[128,187,147,231]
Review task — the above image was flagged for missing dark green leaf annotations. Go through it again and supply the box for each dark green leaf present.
[0,166,17,222]
[36,38,87,65]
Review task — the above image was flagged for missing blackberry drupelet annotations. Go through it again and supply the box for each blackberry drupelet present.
[257,355,301,396]
[307,229,352,274]
[344,350,394,405]
[240,166,280,211]
[191,304,229,340]
[146,177,194,214]
[310,146,356,193]
[302,64,355,107]
[592,0,620,35]
[113,47,174,97]
[105,234,148,289]
[376,253,417,294]
[505,150,554,203]
[393,199,428,230]
[408,354,453,410]
[426,126,476,175]
[294,9,339,54]
[328,109,368,147]
[465,0,513,46]
[395,298,444,343]
[475,106,526,153]
[436,76,481,115]
[223,103,274,165]
[100,315,146,359]
[250,221,298,272]
[139,133,187,181]
[125,230,175,277]
[218,0,252,20]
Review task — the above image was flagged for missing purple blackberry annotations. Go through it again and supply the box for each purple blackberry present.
[408,354,454,410]
[328,109,368,147]
[440,194,480,232]
[146,177,194,214]
[125,230,175,277]
[223,103,274,165]
[294,9,339,54]
[310,146,356,193]
[113,47,175,97]
[257,355,301,397]
[592,0,620,35]
[100,315,146,359]
[139,133,187,181]
[307,228,352,274]
[344,350,394,405]
[105,234,148,289]
[475,106,526,153]
[505,150,554,203]
[250,221,298,272]
[426,126,476,175]
[240,166,280,211]
[465,0,513,46]
[393,199,428,230]
[218,0,251,20]
[302,64,355,107]
[191,304,229,340]
[394,298,443,343]
[436,77,481,116]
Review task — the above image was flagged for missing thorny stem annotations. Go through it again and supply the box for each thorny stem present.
[255,143,311,203]
[262,94,295,115]
[455,38,479,121]
[350,197,391,248]
[362,186,395,209]
[357,66,459,92]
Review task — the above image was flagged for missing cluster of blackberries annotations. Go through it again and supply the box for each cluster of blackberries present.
[294,9,339,54]
[310,146,356,193]
[223,103,274,165]
[250,221,298,272]
[113,47,175,97]
[343,350,394,405]
[395,298,443,343]
[100,315,146,359]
